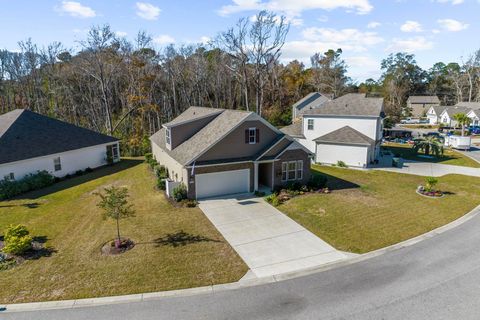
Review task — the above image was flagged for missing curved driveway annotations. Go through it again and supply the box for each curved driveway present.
[6,208,480,320]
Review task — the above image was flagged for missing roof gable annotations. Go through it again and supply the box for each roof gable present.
[313,126,374,146]
[303,93,384,117]
[407,96,440,104]
[293,92,330,111]
[0,109,118,165]
[163,106,223,127]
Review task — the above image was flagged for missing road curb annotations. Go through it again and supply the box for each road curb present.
[2,204,480,313]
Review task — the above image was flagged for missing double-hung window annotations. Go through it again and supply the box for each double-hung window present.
[281,160,304,181]
[111,144,119,161]
[248,128,256,144]
[307,119,314,130]
[54,157,62,171]
[165,128,171,146]
[4,172,14,181]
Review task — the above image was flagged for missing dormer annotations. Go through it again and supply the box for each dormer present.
[163,107,223,150]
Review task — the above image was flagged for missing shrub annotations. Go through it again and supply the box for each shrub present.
[154,165,167,179]
[85,167,93,173]
[425,177,438,192]
[2,225,32,255]
[173,183,187,202]
[265,193,280,206]
[0,171,55,200]
[144,153,158,169]
[254,191,265,197]
[286,181,302,191]
[75,170,84,176]
[336,160,348,168]
[184,199,198,207]
[307,174,327,190]
[156,178,166,190]
[145,153,153,163]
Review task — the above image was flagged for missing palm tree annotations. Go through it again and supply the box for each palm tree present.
[413,135,444,157]
[452,113,471,136]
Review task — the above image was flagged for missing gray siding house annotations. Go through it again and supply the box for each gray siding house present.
[406,96,440,117]
[150,107,312,199]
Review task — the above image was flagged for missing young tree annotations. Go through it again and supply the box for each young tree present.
[452,113,471,136]
[96,186,135,248]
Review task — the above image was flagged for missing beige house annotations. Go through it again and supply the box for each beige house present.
[150,107,312,199]
[406,96,440,117]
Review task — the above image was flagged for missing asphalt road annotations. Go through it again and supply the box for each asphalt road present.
[5,208,480,320]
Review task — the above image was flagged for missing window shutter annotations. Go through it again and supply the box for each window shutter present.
[245,129,249,143]
[255,128,260,143]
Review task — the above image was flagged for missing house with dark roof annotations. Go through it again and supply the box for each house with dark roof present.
[291,92,331,121]
[426,105,446,125]
[150,106,312,199]
[0,109,120,181]
[281,93,384,168]
[406,96,440,117]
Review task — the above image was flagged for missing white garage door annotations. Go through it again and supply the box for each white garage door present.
[195,169,250,199]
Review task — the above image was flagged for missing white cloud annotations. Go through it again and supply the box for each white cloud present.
[400,20,423,32]
[199,36,211,44]
[437,19,469,31]
[301,27,383,52]
[218,0,374,17]
[367,21,381,29]
[136,2,161,20]
[115,31,128,37]
[56,1,96,18]
[153,34,175,45]
[386,36,434,53]
[434,0,464,5]
[345,56,381,81]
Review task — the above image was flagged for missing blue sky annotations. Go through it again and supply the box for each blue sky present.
[1,0,479,82]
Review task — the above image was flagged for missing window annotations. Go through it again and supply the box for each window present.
[307,119,314,130]
[248,128,256,144]
[54,157,62,171]
[165,128,171,145]
[297,160,303,180]
[281,161,303,181]
[111,144,119,161]
[4,172,14,181]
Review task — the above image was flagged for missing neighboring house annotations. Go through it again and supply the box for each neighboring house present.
[149,106,312,199]
[406,96,440,117]
[467,109,480,126]
[0,109,120,181]
[438,106,472,127]
[282,93,384,168]
[426,106,446,125]
[291,92,330,121]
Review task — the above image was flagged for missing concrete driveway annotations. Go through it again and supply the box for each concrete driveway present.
[198,194,348,278]
[375,159,480,177]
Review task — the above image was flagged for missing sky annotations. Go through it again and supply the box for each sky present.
[1,0,479,82]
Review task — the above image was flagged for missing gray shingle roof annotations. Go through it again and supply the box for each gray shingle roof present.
[304,93,384,117]
[443,106,472,117]
[455,102,480,109]
[163,106,223,127]
[292,92,330,111]
[430,105,446,115]
[408,96,440,104]
[280,122,304,138]
[313,126,374,146]
[150,109,253,165]
[0,109,118,165]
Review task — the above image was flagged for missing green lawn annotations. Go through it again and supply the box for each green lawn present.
[279,165,480,254]
[382,142,480,168]
[0,159,247,304]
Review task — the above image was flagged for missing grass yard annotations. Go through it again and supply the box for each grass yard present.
[382,142,480,168]
[279,165,480,254]
[0,159,247,304]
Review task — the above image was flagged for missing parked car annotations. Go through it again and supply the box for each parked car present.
[400,117,421,124]
[468,126,480,134]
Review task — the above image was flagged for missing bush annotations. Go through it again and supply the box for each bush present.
[172,183,187,202]
[286,181,302,191]
[336,160,348,168]
[425,177,438,192]
[265,193,280,206]
[156,178,166,190]
[307,174,327,190]
[85,167,93,173]
[154,165,167,179]
[2,225,32,255]
[144,153,158,169]
[184,199,198,207]
[145,153,153,163]
[0,171,55,200]
[254,191,265,197]
[75,170,84,176]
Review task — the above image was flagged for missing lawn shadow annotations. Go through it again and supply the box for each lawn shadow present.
[14,159,143,200]
[382,145,460,164]
[0,202,42,209]
[312,171,360,191]
[152,231,221,248]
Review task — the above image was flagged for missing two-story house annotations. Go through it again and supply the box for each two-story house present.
[282,93,384,168]
[406,95,440,117]
[150,107,312,199]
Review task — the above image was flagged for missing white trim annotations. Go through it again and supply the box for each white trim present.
[185,160,251,169]
[248,127,257,145]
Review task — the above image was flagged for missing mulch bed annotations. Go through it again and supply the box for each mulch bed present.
[416,190,445,198]
[0,240,55,271]
[101,238,135,255]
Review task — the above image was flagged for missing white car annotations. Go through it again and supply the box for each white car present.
[400,117,421,124]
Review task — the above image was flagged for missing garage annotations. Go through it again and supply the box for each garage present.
[195,169,250,199]
[316,143,371,168]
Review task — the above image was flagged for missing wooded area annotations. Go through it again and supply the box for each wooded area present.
[1,11,479,155]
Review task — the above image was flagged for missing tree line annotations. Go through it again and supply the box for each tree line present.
[1,11,479,155]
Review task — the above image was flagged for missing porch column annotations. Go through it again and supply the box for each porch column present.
[254,162,259,192]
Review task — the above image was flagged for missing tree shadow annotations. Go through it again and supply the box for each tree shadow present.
[14,159,143,200]
[382,145,460,164]
[311,172,360,191]
[152,231,221,248]
[0,202,42,209]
